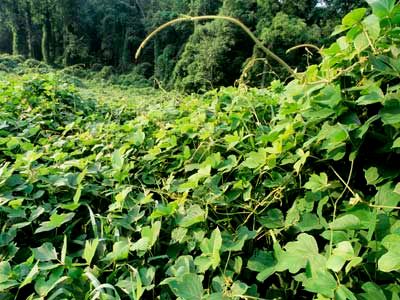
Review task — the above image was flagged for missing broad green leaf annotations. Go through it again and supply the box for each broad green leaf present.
[312,85,342,108]
[363,15,381,41]
[241,148,267,169]
[366,0,396,19]
[83,239,99,265]
[378,234,400,272]
[0,262,10,283]
[178,205,206,228]
[326,242,355,272]
[380,100,400,127]
[221,226,256,252]
[131,221,161,255]
[354,32,369,53]
[230,281,248,297]
[335,285,357,300]
[374,182,400,209]
[275,233,325,273]
[34,267,67,297]
[247,250,276,282]
[259,209,284,229]
[112,148,124,170]
[167,273,203,300]
[32,243,58,261]
[19,261,39,289]
[392,137,400,148]
[195,228,222,272]
[304,173,330,193]
[378,251,400,272]
[35,212,75,233]
[329,215,361,230]
[107,240,130,262]
[300,270,337,298]
[360,282,387,299]
[342,8,367,26]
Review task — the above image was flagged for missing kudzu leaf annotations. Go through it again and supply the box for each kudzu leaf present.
[378,234,400,272]
[342,8,367,26]
[32,242,58,261]
[335,285,357,300]
[111,148,124,170]
[304,173,330,193]
[195,228,222,272]
[230,281,248,296]
[392,137,400,148]
[19,261,39,289]
[178,205,206,228]
[241,148,267,169]
[354,32,369,53]
[360,282,387,299]
[380,100,400,128]
[374,182,400,210]
[366,0,396,19]
[167,273,203,300]
[247,250,276,282]
[301,270,337,298]
[363,15,381,41]
[35,212,75,233]
[275,233,325,273]
[329,215,361,230]
[83,239,99,265]
[259,209,284,229]
[326,241,355,272]
[221,226,256,252]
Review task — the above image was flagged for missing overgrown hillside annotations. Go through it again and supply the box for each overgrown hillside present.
[0,1,400,299]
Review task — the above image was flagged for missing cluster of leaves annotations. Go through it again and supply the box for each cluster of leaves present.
[1,1,400,299]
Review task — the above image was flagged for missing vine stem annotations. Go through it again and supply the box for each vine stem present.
[135,15,297,78]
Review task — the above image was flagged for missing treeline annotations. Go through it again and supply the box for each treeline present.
[0,0,364,91]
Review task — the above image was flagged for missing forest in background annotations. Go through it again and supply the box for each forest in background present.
[0,0,364,91]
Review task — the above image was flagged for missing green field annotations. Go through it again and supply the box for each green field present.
[1,1,400,300]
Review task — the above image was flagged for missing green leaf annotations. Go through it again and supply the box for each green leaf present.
[83,239,99,265]
[231,281,249,296]
[241,148,267,169]
[35,212,75,233]
[304,173,330,193]
[354,32,369,52]
[342,8,367,26]
[360,282,387,299]
[378,234,400,272]
[326,241,355,272]
[247,250,276,282]
[195,228,222,272]
[112,148,124,170]
[392,137,400,148]
[366,0,396,19]
[221,226,256,252]
[19,261,39,289]
[275,233,325,273]
[178,205,206,228]
[259,209,284,229]
[380,100,400,127]
[167,273,203,300]
[32,243,58,261]
[329,215,361,230]
[374,182,400,210]
[363,15,381,41]
[301,270,337,298]
[34,267,67,297]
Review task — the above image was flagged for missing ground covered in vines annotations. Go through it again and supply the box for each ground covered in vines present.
[1,1,400,299]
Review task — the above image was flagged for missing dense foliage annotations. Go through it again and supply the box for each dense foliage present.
[0,0,365,91]
[1,1,400,299]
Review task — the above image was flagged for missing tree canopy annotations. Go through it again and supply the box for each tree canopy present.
[0,0,365,91]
